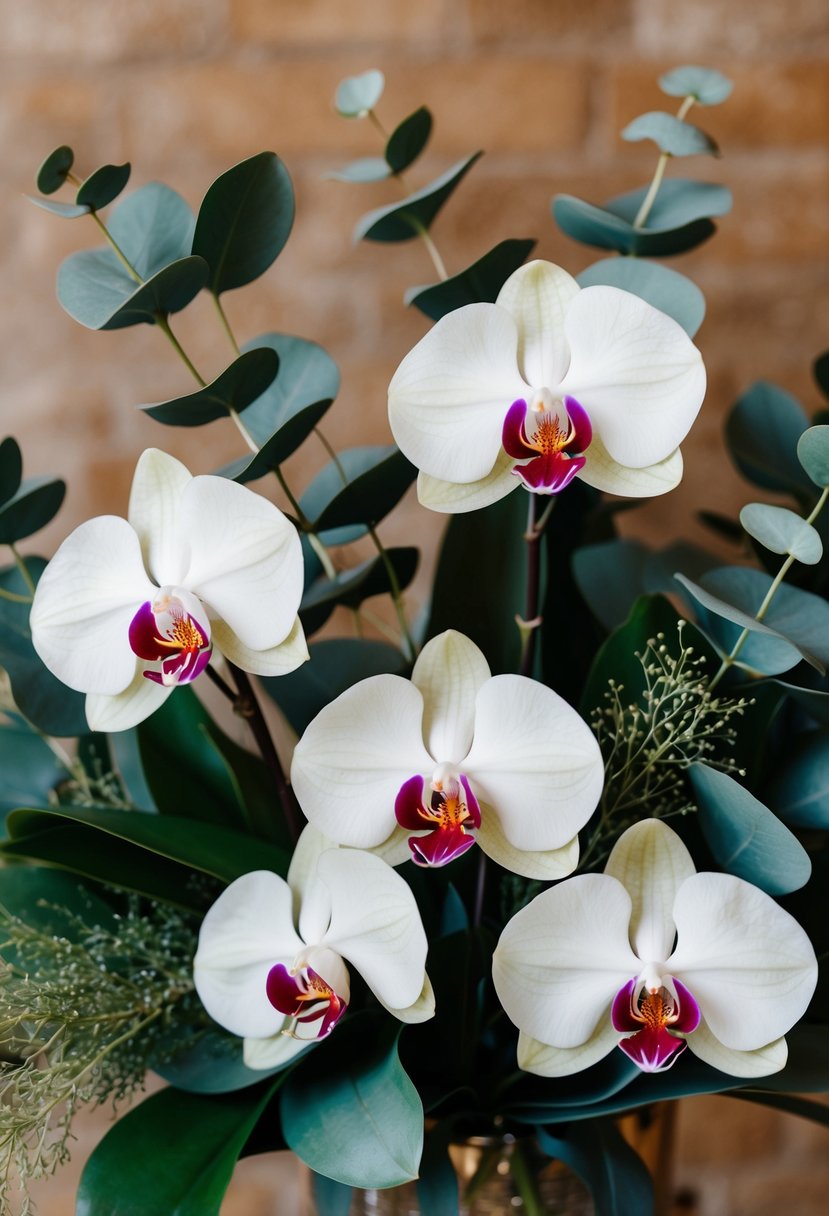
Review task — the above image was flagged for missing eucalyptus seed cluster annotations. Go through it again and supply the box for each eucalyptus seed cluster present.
[0,896,199,1214]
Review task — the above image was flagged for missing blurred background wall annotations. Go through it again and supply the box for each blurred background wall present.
[3,0,829,1212]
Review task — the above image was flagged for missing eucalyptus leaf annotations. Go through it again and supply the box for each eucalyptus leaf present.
[335,69,385,117]
[536,1120,653,1216]
[607,179,732,228]
[0,438,23,506]
[299,445,416,531]
[577,257,705,337]
[740,503,822,564]
[0,475,65,543]
[355,152,482,243]
[109,182,196,277]
[240,332,340,451]
[300,547,419,636]
[192,152,295,295]
[725,382,813,501]
[797,425,829,488]
[572,538,650,632]
[57,250,208,330]
[36,144,74,194]
[76,162,131,210]
[815,352,829,402]
[327,157,391,184]
[27,196,90,218]
[659,65,733,105]
[622,112,719,157]
[0,713,63,820]
[405,239,536,321]
[140,348,279,427]
[385,106,433,173]
[768,732,829,828]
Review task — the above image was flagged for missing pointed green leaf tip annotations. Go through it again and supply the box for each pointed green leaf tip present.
[740,502,822,565]
[659,65,733,105]
[36,145,74,194]
[386,106,433,173]
[335,69,385,117]
[622,112,720,157]
[798,426,829,488]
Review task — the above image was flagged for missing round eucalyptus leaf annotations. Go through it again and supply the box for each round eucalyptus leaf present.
[797,426,829,488]
[335,69,385,117]
[58,251,208,330]
[607,179,732,228]
[0,476,65,543]
[769,732,829,829]
[659,65,734,105]
[300,547,419,636]
[27,195,90,219]
[327,157,392,184]
[553,180,729,257]
[75,162,132,210]
[36,145,74,194]
[726,382,813,500]
[405,238,536,321]
[109,182,196,278]
[299,445,416,531]
[385,106,433,174]
[740,502,823,564]
[622,111,719,157]
[577,257,705,337]
[139,348,279,427]
[0,437,23,508]
[355,152,482,243]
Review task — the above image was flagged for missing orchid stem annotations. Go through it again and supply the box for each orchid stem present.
[472,851,487,928]
[518,495,546,678]
[9,545,36,597]
[632,95,696,231]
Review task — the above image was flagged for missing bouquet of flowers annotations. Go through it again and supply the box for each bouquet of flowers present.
[2,63,828,1215]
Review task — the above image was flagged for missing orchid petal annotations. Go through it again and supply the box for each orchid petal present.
[668,872,818,1051]
[411,631,491,764]
[684,1019,788,1077]
[465,675,603,852]
[316,848,428,1013]
[369,825,413,868]
[85,670,173,733]
[417,451,519,514]
[381,974,436,1024]
[127,448,191,586]
[210,614,309,677]
[495,260,580,388]
[605,819,695,964]
[291,675,433,848]
[287,825,337,920]
[388,304,526,483]
[477,805,580,880]
[243,1032,313,1071]
[180,475,303,651]
[30,516,156,696]
[560,285,705,469]
[493,874,640,1048]
[577,434,684,498]
[517,1019,619,1077]
[193,870,305,1040]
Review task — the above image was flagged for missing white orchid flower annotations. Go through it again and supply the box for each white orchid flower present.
[493,819,818,1078]
[388,260,706,512]
[30,448,307,732]
[193,827,434,1070]
[290,630,604,880]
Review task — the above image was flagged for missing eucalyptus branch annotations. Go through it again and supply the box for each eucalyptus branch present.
[9,544,36,597]
[632,94,696,230]
[66,171,143,283]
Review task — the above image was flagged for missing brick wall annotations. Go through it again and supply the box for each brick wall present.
[3,1,829,1212]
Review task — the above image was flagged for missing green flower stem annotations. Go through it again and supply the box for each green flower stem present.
[518,495,556,678]
[9,544,36,597]
[632,94,696,230]
[213,292,242,357]
[472,850,488,928]
[709,485,829,691]
[509,1140,547,1216]
[0,587,32,604]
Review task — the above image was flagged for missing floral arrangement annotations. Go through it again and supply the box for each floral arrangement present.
[2,63,828,1215]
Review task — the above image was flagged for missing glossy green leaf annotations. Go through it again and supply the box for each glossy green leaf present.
[536,1120,653,1216]
[622,111,719,157]
[659,65,733,105]
[797,425,829,488]
[281,1017,423,1188]
[355,152,482,243]
[140,348,279,427]
[156,1028,297,1094]
[689,761,811,894]
[769,732,829,828]
[36,144,74,194]
[57,250,208,330]
[577,257,705,337]
[386,106,433,173]
[109,728,157,810]
[300,445,416,530]
[0,475,65,543]
[301,546,419,635]
[327,156,391,184]
[0,559,87,736]
[77,1080,282,1216]
[740,502,822,564]
[261,638,407,736]
[239,332,340,451]
[405,238,536,321]
[335,69,385,117]
[76,162,131,210]
[0,713,63,821]
[192,152,295,296]
[0,437,23,507]
[725,382,813,500]
[27,195,90,218]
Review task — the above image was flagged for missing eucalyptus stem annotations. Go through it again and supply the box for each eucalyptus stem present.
[9,545,36,597]
[0,587,32,604]
[213,292,242,356]
[154,315,207,387]
[632,94,696,230]
[66,174,144,284]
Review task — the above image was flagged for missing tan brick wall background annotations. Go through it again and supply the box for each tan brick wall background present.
[2,1,828,1212]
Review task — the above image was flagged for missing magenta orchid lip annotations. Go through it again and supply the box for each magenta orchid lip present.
[502,395,592,495]
[394,772,482,867]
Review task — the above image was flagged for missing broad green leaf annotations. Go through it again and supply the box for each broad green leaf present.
[577,257,705,337]
[0,559,87,736]
[659,65,733,105]
[335,69,385,117]
[0,865,118,933]
[572,538,650,632]
[217,410,330,484]
[416,1123,459,1216]
[110,182,196,277]
[299,445,416,531]
[57,250,208,330]
[239,332,340,452]
[607,179,731,228]
[327,156,391,184]
[155,1028,295,1094]
[109,728,157,810]
[0,713,63,821]
[77,1081,282,1216]
[192,152,295,295]
[281,1017,423,1188]
[300,546,419,636]
[0,475,65,542]
[689,761,811,894]
[27,196,90,218]
[312,1174,354,1216]
[76,162,131,210]
[536,1120,653,1216]
[36,144,74,194]
[797,425,829,488]
[769,731,829,828]
[355,152,482,243]
[725,382,813,501]
[261,638,407,736]
[622,112,719,157]
[0,437,23,506]
[740,502,822,564]
[405,238,536,321]
[553,193,711,257]
[385,106,433,173]
[731,1090,829,1130]
[140,348,279,427]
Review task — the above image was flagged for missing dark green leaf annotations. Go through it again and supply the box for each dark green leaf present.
[572,538,650,632]
[0,865,117,933]
[335,69,385,117]
[0,475,65,543]
[218,408,331,483]
[355,153,482,243]
[740,502,822,564]
[0,438,23,507]
[76,162,131,210]
[77,1081,282,1216]
[109,729,157,810]
[815,352,829,402]
[405,239,536,321]
[140,348,279,427]
[536,1120,653,1216]
[725,382,813,501]
[659,65,733,105]
[607,179,732,228]
[238,332,340,452]
[300,445,416,531]
[192,152,295,295]
[57,251,208,331]
[312,1173,354,1216]
[155,1028,296,1094]
[27,196,90,218]
[281,1016,423,1188]
[36,144,74,194]
[300,547,419,635]
[769,731,829,828]
[386,106,433,173]
[327,157,391,184]
[797,425,829,488]
[689,761,811,894]
[416,1123,460,1216]
[0,713,63,821]
[622,111,719,157]
[577,257,705,337]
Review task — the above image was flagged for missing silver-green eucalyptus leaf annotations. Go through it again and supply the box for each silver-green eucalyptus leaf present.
[335,69,385,117]
[797,426,829,488]
[622,111,720,157]
[740,503,823,564]
[659,65,734,105]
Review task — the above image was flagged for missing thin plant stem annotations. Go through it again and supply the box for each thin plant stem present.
[509,1140,546,1216]
[154,314,207,387]
[0,586,32,604]
[518,495,545,678]
[633,95,696,230]
[89,212,142,282]
[213,293,242,357]
[472,850,487,928]
[9,545,36,597]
